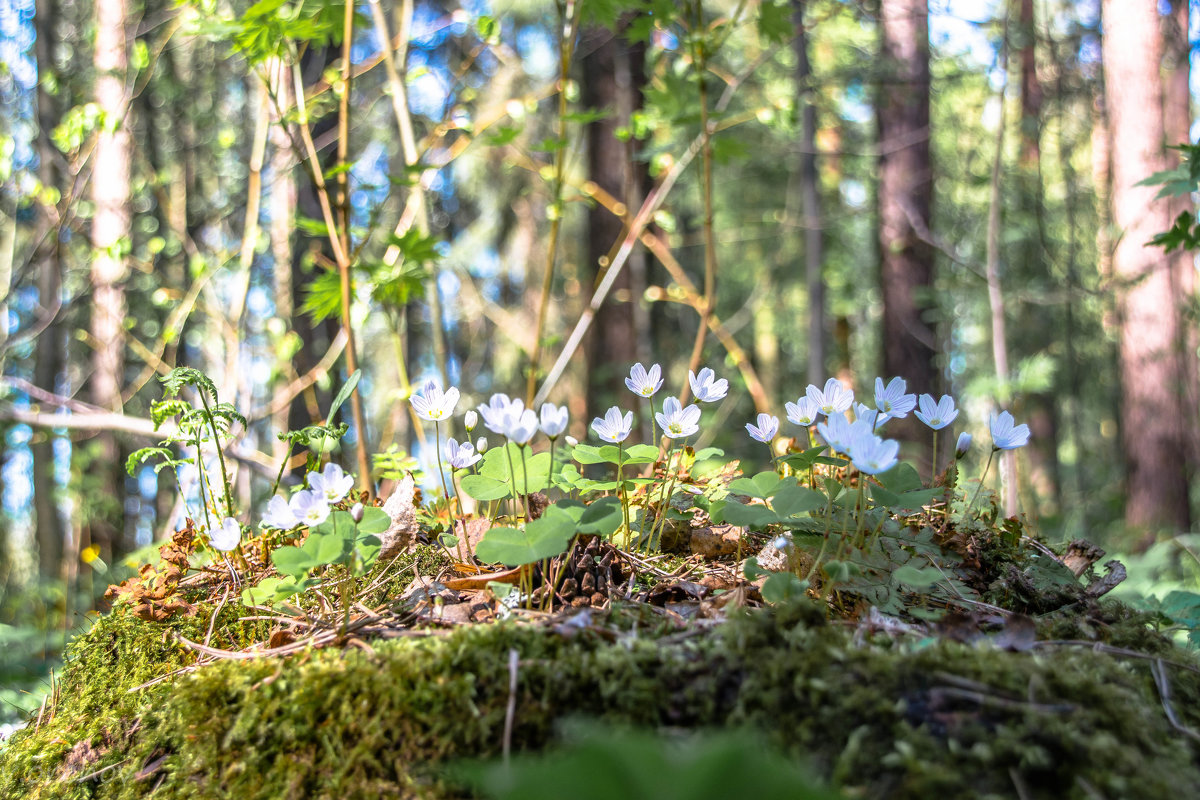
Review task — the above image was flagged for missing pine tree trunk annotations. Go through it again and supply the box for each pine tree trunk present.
[793,0,825,386]
[89,0,132,560]
[582,25,649,425]
[1163,0,1197,508]
[33,0,65,578]
[878,0,936,455]
[1102,0,1191,534]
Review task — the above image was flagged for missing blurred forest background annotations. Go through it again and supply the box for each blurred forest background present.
[1,0,1199,724]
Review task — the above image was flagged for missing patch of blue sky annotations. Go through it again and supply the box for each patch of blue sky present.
[410,70,451,119]
[841,81,871,124]
[516,25,556,80]
[3,446,32,516]
[929,0,998,67]
[412,3,453,48]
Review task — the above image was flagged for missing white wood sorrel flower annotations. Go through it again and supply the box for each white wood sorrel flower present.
[592,407,633,443]
[990,411,1031,450]
[656,397,701,439]
[210,517,242,552]
[874,376,917,419]
[689,367,728,402]
[915,393,959,430]
[308,463,354,504]
[785,396,821,427]
[443,438,482,469]
[625,363,663,397]
[745,413,779,443]
[410,379,459,421]
[539,402,568,439]
[807,378,855,417]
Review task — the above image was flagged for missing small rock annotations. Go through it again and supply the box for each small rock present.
[690,524,745,558]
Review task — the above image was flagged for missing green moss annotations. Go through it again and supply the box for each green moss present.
[3,598,1199,799]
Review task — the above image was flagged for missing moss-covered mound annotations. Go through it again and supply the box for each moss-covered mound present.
[2,593,1199,800]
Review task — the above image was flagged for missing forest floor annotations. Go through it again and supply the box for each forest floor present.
[1,494,1199,799]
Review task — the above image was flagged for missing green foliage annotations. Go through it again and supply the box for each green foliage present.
[300,269,345,323]
[459,442,553,501]
[457,724,841,800]
[474,505,577,566]
[197,0,348,63]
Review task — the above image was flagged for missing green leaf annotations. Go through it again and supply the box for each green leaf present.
[892,564,944,589]
[742,556,765,580]
[271,544,317,579]
[878,463,924,493]
[242,575,307,608]
[761,572,808,603]
[357,506,390,535]
[475,505,577,566]
[577,496,625,537]
[822,560,858,583]
[718,500,778,529]
[485,125,521,146]
[302,269,345,323]
[771,485,825,519]
[327,369,361,424]
[728,471,783,500]
[475,443,551,493]
[757,0,795,44]
[460,473,512,501]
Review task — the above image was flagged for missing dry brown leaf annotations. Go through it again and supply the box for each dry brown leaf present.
[380,473,418,559]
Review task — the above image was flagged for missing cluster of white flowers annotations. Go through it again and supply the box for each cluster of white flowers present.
[592,363,726,444]
[260,463,355,531]
[750,376,1029,476]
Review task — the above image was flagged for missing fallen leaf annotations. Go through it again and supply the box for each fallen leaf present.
[380,474,418,559]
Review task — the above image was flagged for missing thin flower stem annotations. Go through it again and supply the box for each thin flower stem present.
[519,445,532,521]
[854,479,866,547]
[195,432,214,535]
[270,443,294,497]
[651,439,686,551]
[198,391,235,517]
[807,428,818,490]
[434,421,455,529]
[931,430,939,486]
[504,439,520,522]
[967,449,997,515]
[617,439,630,538]
[547,438,556,492]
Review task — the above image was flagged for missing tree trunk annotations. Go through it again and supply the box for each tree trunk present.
[1163,0,1198,506]
[1013,0,1061,515]
[269,57,298,462]
[582,25,649,425]
[877,0,935,453]
[1102,0,1191,534]
[33,0,66,579]
[793,0,825,386]
[89,0,132,560]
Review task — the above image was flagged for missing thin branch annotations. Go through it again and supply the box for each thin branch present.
[532,47,778,407]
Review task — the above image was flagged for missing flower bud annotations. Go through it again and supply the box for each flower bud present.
[955,432,972,460]
[350,502,364,523]
[464,410,478,433]
[564,435,579,447]
[476,436,488,454]
[772,535,793,551]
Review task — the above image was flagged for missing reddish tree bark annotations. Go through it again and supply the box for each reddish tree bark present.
[878,0,936,452]
[1102,0,1191,533]
[581,26,649,423]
